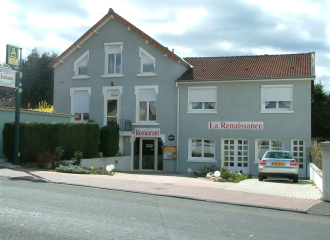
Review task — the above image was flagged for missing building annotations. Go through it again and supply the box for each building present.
[50,9,315,177]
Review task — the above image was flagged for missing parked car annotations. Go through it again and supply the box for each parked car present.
[258,150,298,183]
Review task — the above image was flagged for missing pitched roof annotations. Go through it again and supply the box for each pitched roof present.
[177,53,315,81]
[49,8,189,68]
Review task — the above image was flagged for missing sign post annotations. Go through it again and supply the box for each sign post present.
[5,44,22,165]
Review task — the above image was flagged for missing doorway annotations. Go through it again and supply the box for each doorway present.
[134,138,163,171]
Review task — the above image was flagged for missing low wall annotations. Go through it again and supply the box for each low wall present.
[309,163,323,192]
[81,156,131,172]
[319,142,330,202]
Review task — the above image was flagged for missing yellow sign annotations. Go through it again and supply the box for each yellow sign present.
[163,146,177,160]
[6,44,19,66]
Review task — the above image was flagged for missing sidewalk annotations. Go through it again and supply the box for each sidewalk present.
[0,162,328,216]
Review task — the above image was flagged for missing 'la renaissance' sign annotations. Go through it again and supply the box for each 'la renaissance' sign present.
[0,67,16,88]
[209,121,263,130]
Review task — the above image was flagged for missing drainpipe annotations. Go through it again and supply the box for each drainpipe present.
[176,82,180,174]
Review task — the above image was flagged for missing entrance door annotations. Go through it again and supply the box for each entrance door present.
[222,139,249,174]
[133,138,163,171]
[292,140,306,178]
[107,99,117,125]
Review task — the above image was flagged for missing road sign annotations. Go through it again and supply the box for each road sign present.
[6,44,20,66]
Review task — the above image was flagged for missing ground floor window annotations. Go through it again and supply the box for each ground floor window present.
[75,113,89,121]
[222,139,249,169]
[256,140,284,160]
[188,139,215,162]
[292,140,305,169]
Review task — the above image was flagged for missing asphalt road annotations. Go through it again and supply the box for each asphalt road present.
[0,176,329,240]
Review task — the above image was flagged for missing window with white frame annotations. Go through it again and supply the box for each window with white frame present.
[261,85,293,113]
[188,87,217,113]
[70,87,91,122]
[135,86,158,124]
[137,47,156,76]
[103,86,122,127]
[256,140,284,161]
[102,42,123,77]
[188,138,215,162]
[72,50,89,79]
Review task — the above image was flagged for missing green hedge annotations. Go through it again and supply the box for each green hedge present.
[99,124,119,157]
[2,122,100,163]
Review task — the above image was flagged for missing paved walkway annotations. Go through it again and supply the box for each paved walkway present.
[0,165,326,214]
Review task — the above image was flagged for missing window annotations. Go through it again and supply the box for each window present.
[134,86,158,125]
[188,87,217,113]
[188,139,215,162]
[70,87,91,122]
[72,50,89,79]
[102,42,124,78]
[261,85,293,113]
[137,47,156,76]
[256,140,284,161]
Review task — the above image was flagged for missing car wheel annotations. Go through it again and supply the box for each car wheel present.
[293,175,298,183]
[258,173,264,181]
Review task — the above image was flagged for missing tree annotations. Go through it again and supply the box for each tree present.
[20,48,57,109]
[311,81,330,140]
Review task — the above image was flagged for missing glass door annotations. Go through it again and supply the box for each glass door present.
[107,99,117,126]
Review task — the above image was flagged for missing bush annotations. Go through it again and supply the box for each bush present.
[194,162,220,177]
[99,124,119,157]
[72,151,83,166]
[37,151,53,169]
[2,122,99,163]
[220,167,230,180]
[55,164,90,174]
[309,145,322,170]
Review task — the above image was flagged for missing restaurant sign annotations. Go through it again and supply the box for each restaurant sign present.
[0,67,16,88]
[209,121,263,130]
[135,128,160,136]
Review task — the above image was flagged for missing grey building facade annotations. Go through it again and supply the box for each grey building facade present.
[51,9,315,177]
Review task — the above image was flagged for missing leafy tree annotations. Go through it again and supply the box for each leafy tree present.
[311,81,330,140]
[20,48,57,109]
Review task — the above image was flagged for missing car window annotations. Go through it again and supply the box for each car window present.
[265,152,293,159]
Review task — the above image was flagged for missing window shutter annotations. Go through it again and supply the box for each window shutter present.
[189,88,216,102]
[139,89,157,101]
[262,86,292,101]
[73,91,90,113]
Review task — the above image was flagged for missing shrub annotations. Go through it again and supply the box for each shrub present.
[309,145,322,170]
[72,151,83,166]
[52,146,64,169]
[99,124,119,157]
[194,162,220,177]
[37,151,53,169]
[220,167,230,180]
[55,164,90,174]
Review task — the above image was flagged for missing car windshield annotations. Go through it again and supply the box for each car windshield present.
[265,152,293,159]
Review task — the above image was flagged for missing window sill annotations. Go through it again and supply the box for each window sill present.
[186,159,217,163]
[187,110,217,114]
[132,122,159,126]
[137,73,157,77]
[101,74,124,78]
[71,76,90,79]
[260,110,294,114]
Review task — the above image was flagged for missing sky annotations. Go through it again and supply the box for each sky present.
[1,0,330,90]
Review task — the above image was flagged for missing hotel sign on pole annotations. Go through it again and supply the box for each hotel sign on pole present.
[0,68,16,89]
[6,44,20,66]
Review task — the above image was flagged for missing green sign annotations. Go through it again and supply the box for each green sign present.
[6,44,19,66]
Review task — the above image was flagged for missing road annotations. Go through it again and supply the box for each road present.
[0,176,329,240]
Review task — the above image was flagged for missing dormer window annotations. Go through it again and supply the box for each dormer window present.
[102,42,124,78]
[72,50,89,79]
[137,47,156,77]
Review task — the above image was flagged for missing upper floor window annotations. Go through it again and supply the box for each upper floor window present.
[102,42,124,78]
[72,50,89,79]
[70,87,91,122]
[134,86,158,125]
[137,47,156,77]
[261,85,293,113]
[188,87,217,113]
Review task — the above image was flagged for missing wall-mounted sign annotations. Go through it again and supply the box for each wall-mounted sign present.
[135,128,160,136]
[0,67,16,88]
[168,134,175,141]
[163,146,177,160]
[6,44,19,66]
[209,121,263,130]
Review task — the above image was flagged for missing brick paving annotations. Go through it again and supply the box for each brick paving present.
[0,168,322,213]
